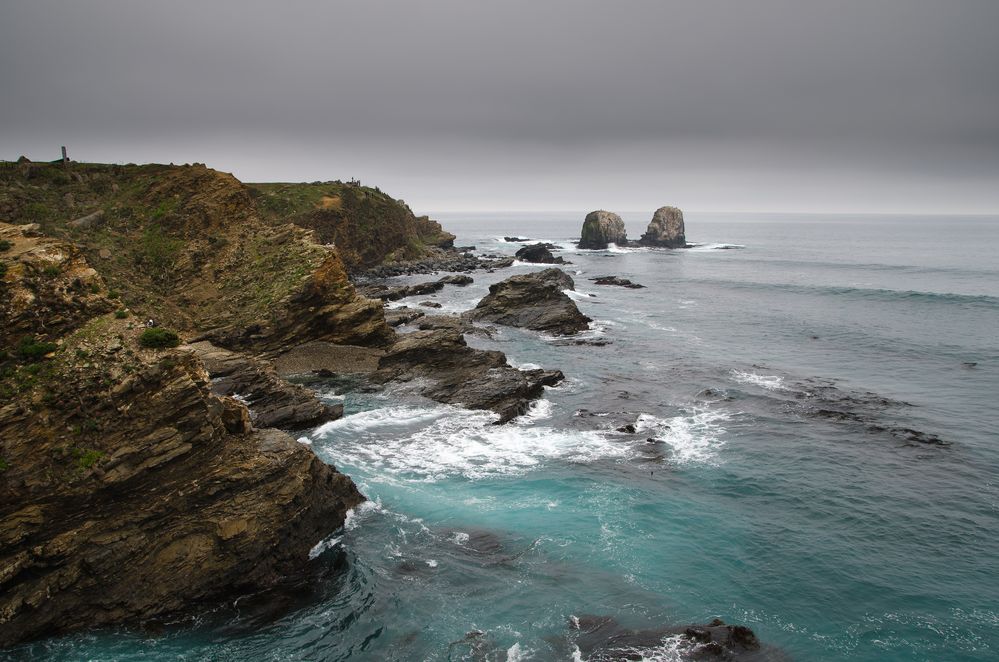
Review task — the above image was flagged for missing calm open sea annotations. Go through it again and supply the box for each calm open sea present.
[18,212,999,661]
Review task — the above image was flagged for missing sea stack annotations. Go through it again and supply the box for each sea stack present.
[579,210,627,249]
[639,206,686,248]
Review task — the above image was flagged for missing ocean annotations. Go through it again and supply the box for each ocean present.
[19,212,999,661]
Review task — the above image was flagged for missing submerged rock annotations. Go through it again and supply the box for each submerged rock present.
[639,205,687,248]
[568,615,787,661]
[373,329,563,422]
[579,210,627,249]
[468,268,591,336]
[515,242,566,264]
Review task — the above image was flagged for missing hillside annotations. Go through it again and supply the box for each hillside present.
[0,161,396,350]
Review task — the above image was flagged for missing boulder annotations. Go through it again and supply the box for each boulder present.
[515,242,566,264]
[373,329,563,422]
[468,268,591,336]
[639,205,686,248]
[579,210,626,249]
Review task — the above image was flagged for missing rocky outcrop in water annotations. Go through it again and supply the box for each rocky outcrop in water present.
[590,275,645,289]
[468,268,591,336]
[0,315,362,647]
[569,615,787,661]
[579,210,627,249]
[515,242,566,264]
[639,205,687,248]
[374,329,563,422]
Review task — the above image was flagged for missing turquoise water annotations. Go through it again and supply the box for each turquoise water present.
[16,213,999,661]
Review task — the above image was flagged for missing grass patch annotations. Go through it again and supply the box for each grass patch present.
[114,309,129,319]
[0,239,11,251]
[138,327,180,349]
[140,223,183,273]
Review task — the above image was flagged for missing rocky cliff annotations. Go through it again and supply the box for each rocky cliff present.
[249,180,455,272]
[0,163,393,351]
[0,227,363,646]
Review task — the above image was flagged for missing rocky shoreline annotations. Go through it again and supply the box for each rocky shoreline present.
[0,161,775,655]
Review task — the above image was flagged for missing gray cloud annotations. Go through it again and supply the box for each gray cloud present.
[2,0,997,212]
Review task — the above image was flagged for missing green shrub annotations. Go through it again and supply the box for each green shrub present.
[114,309,129,319]
[16,336,58,361]
[0,239,12,252]
[0,458,8,472]
[140,223,182,272]
[43,265,61,277]
[138,327,180,349]
[74,448,103,470]
[0,263,7,279]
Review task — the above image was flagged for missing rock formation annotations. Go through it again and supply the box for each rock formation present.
[374,329,563,422]
[639,205,687,248]
[0,312,362,647]
[515,242,566,264]
[468,268,591,335]
[190,341,342,429]
[579,210,627,249]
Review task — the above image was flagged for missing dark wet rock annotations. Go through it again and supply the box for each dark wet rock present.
[616,424,637,433]
[568,615,787,662]
[962,361,977,368]
[437,274,474,286]
[879,426,951,446]
[373,329,563,422]
[468,268,591,336]
[590,275,645,288]
[579,210,627,249]
[357,274,474,302]
[418,300,443,308]
[356,246,481,278]
[515,242,567,264]
[504,236,531,242]
[481,256,516,269]
[384,307,426,327]
[639,205,687,248]
[190,341,342,429]
[415,314,473,333]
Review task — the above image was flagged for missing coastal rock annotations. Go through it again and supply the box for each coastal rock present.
[639,205,687,248]
[190,341,342,429]
[515,242,566,264]
[384,307,426,327]
[357,274,473,302]
[0,319,362,646]
[504,236,530,242]
[569,615,786,661]
[590,275,645,289]
[579,210,627,249]
[468,268,591,336]
[374,329,563,422]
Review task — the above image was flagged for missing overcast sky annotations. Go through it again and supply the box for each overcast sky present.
[1,1,997,214]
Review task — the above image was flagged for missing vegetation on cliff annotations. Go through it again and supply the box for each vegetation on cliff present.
[0,162,393,350]
[249,180,455,271]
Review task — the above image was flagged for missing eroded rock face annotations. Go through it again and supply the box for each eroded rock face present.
[468,268,591,336]
[190,341,342,429]
[639,205,686,248]
[579,210,627,249]
[0,222,114,348]
[374,329,563,422]
[0,318,362,647]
